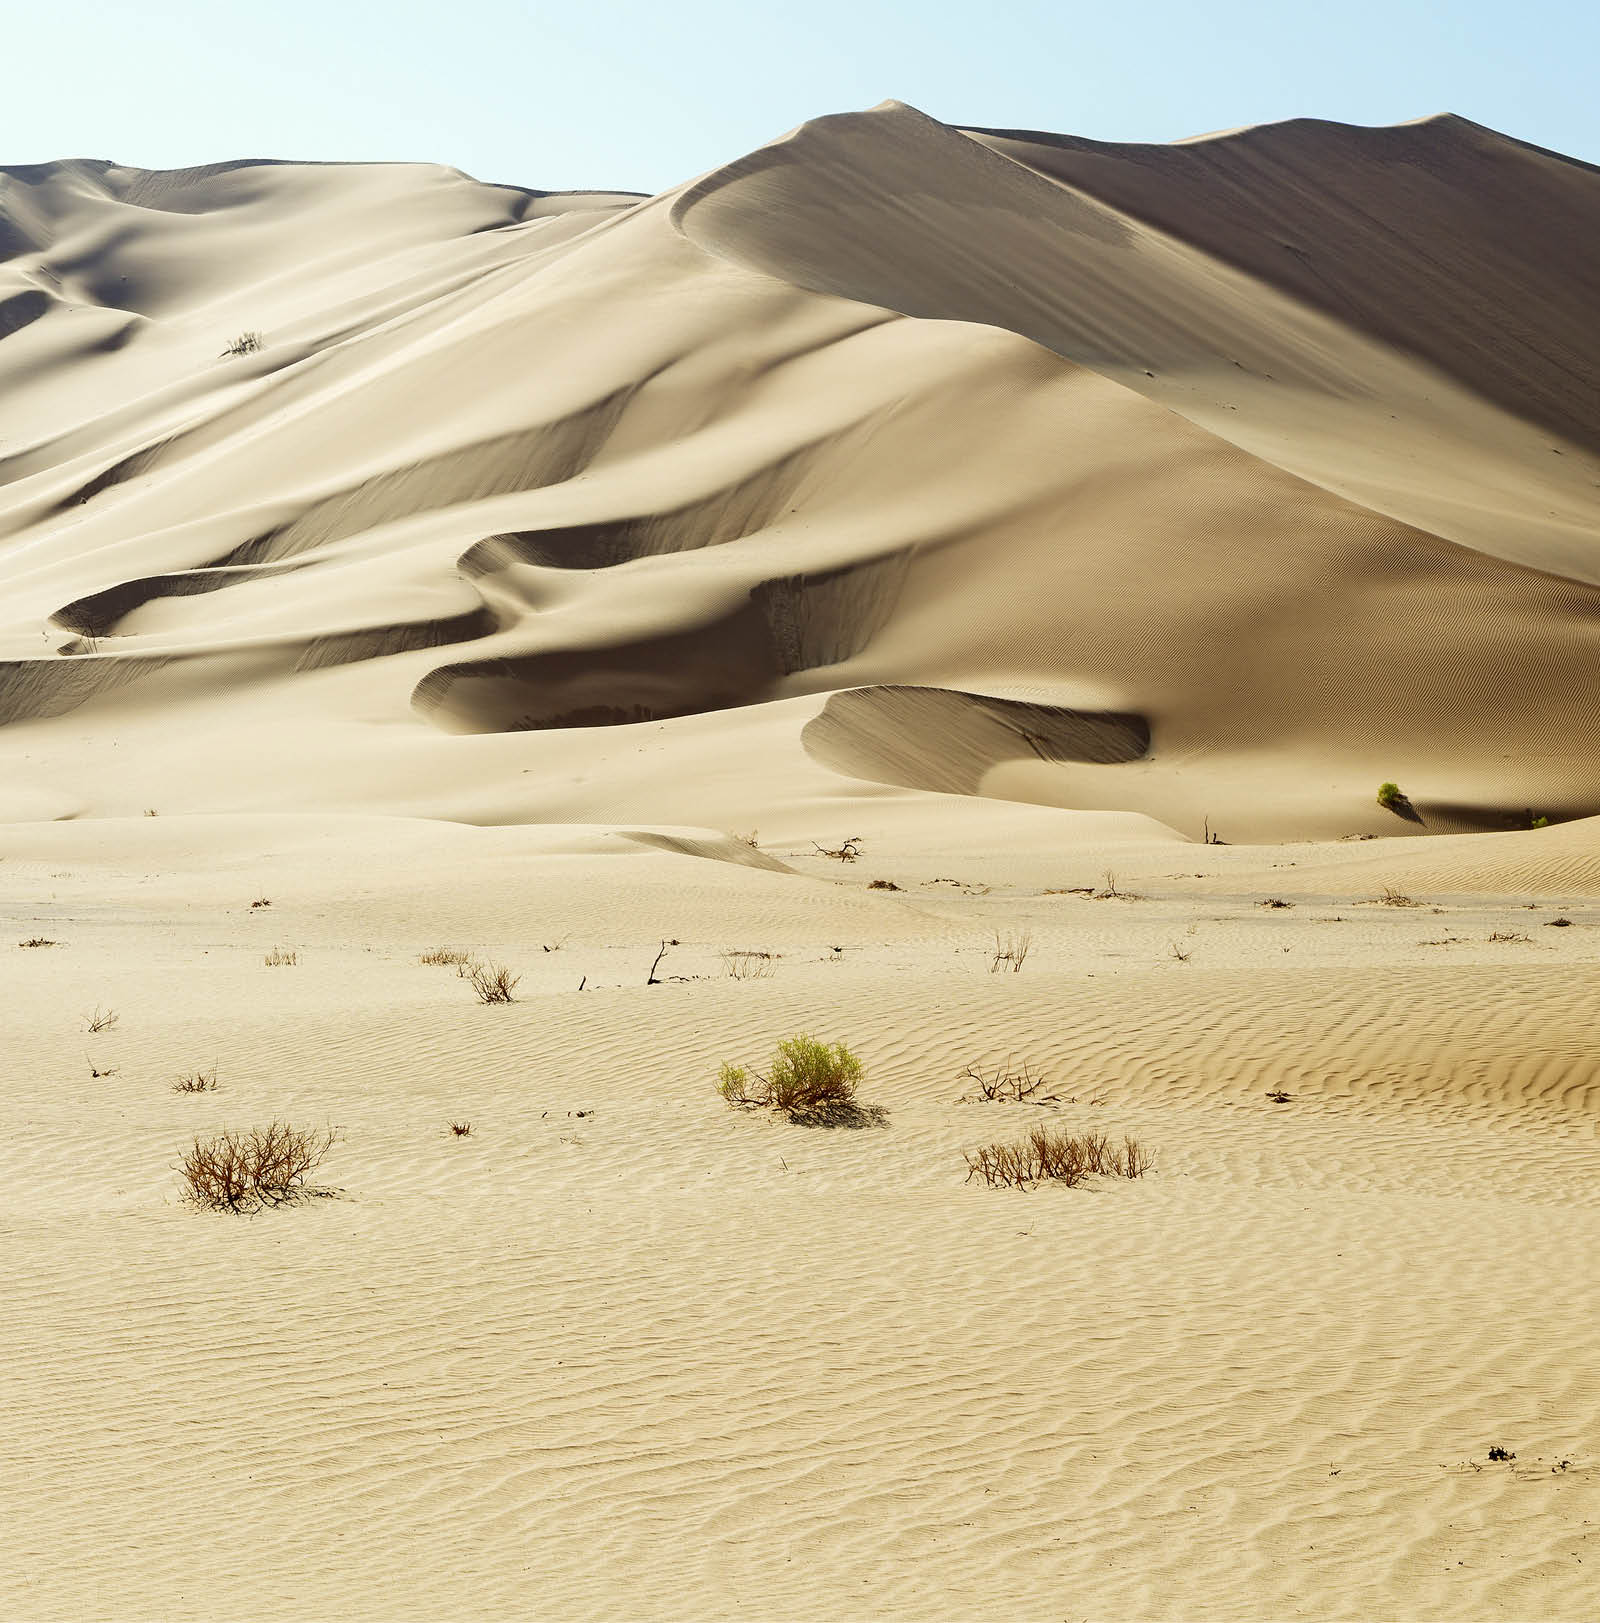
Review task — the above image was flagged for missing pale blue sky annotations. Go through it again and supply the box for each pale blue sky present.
[11,1,1598,192]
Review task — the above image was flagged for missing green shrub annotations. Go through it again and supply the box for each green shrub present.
[1376,781,1404,810]
[718,1034,863,1120]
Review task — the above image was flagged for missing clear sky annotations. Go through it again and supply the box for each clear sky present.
[10,0,1598,193]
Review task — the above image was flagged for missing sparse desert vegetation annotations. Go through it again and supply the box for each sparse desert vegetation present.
[177,1122,338,1212]
[469,960,521,1003]
[812,835,862,861]
[964,1126,1154,1189]
[264,946,299,965]
[219,330,263,357]
[960,1060,1055,1103]
[721,948,777,980]
[84,1006,119,1032]
[718,1034,871,1123]
[420,946,474,966]
[18,937,59,947]
[990,929,1032,973]
[1373,887,1423,908]
[173,1066,219,1093]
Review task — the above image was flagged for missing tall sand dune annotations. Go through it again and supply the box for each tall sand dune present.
[3,108,1600,839]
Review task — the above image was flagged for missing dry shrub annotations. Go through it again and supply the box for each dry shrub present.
[85,1006,119,1032]
[719,1034,867,1123]
[174,1065,218,1093]
[264,947,298,966]
[1374,887,1422,908]
[965,1127,1154,1189]
[990,930,1032,973]
[961,1060,1053,1103]
[469,961,521,1003]
[250,896,271,910]
[812,836,862,861]
[449,1121,473,1137]
[420,946,473,966]
[1094,870,1146,900]
[18,937,59,948]
[1488,931,1533,944]
[721,949,777,980]
[220,331,263,357]
[178,1122,337,1212]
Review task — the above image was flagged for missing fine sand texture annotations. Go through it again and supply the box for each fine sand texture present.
[3,112,1599,1621]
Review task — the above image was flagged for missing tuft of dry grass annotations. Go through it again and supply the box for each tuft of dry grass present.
[868,878,901,891]
[263,947,298,966]
[220,331,263,357]
[420,946,473,966]
[1488,930,1533,944]
[84,1006,119,1033]
[177,1122,337,1212]
[1090,876,1142,902]
[964,1127,1155,1189]
[469,961,521,1003]
[18,937,59,948]
[449,1121,473,1137]
[990,929,1032,974]
[960,1061,1055,1103]
[250,896,271,910]
[1373,886,1423,908]
[721,949,778,980]
[1260,898,1294,910]
[173,1065,219,1094]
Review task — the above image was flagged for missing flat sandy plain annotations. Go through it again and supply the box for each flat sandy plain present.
[2,105,1598,1620]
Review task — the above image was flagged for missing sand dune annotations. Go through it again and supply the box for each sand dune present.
[3,109,1599,1620]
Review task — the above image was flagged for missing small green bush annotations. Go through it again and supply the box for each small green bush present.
[719,1034,863,1120]
[1376,781,1404,810]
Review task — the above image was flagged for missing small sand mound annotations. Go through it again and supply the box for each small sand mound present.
[803,684,1150,795]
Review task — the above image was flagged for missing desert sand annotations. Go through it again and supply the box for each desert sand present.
[2,105,1597,1621]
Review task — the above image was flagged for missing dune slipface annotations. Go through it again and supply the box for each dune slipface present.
[3,114,1598,1623]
